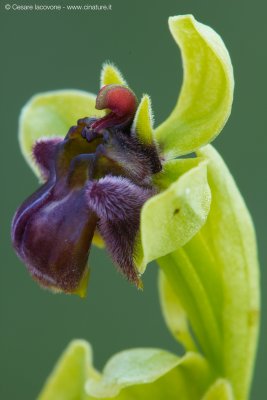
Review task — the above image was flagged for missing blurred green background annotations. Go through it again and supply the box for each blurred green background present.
[0,0,266,398]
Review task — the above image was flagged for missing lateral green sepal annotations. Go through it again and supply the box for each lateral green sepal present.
[136,158,211,273]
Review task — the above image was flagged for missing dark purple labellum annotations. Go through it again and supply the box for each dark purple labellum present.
[12,133,99,293]
[12,84,162,294]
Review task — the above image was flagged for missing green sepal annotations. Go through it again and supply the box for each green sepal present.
[136,158,211,273]
[155,15,234,159]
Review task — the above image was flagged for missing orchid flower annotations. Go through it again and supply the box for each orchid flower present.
[12,14,259,400]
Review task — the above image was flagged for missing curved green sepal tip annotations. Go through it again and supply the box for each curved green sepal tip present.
[155,15,234,159]
[132,94,154,144]
[19,90,103,178]
[202,379,234,400]
[136,158,211,272]
[158,269,197,352]
[196,145,260,400]
[100,62,128,87]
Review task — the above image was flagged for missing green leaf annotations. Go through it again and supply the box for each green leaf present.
[136,158,211,272]
[86,349,214,400]
[158,269,197,352]
[38,340,99,400]
[155,15,234,159]
[196,145,260,400]
[202,379,234,400]
[19,90,103,178]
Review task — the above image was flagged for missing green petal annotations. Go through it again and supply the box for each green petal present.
[155,15,234,159]
[202,379,234,400]
[38,340,99,400]
[136,158,211,272]
[158,269,197,352]
[131,94,154,144]
[196,145,260,400]
[19,90,103,178]
[100,62,128,87]
[86,350,213,399]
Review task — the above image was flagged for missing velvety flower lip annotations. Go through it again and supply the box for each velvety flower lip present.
[12,84,162,294]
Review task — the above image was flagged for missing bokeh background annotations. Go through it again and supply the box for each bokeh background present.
[0,0,266,398]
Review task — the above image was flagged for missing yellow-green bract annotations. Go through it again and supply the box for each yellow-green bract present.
[19,14,259,400]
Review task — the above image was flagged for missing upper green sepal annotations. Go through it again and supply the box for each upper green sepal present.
[155,15,234,159]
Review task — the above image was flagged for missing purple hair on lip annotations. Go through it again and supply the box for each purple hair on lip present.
[86,175,155,285]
